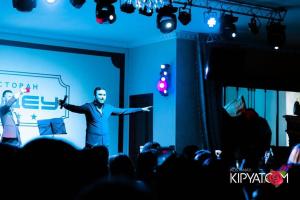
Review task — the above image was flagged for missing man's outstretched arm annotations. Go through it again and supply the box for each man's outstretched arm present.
[1,88,27,112]
[112,106,152,115]
[59,99,88,114]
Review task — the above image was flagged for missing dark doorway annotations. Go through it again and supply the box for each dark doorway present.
[129,93,153,163]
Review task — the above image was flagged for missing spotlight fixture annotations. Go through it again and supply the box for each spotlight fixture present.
[156,4,178,33]
[46,0,57,3]
[13,0,36,12]
[95,0,117,24]
[178,7,191,25]
[70,0,86,9]
[248,16,261,35]
[220,13,238,39]
[207,16,217,28]
[204,10,218,28]
[137,0,164,17]
[120,1,135,14]
[266,21,285,49]
[139,6,154,16]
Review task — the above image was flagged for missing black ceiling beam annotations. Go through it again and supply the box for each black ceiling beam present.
[173,0,287,22]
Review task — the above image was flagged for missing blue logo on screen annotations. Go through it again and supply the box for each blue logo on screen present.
[14,96,59,110]
[0,70,70,126]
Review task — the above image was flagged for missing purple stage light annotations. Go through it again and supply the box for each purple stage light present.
[157,80,168,92]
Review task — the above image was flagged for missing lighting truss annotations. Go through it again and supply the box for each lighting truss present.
[172,0,287,22]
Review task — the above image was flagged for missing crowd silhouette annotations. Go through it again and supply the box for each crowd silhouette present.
[0,137,298,200]
[0,98,299,200]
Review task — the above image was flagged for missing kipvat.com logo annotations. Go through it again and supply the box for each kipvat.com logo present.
[230,166,289,187]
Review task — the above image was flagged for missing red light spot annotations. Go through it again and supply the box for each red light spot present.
[96,18,104,24]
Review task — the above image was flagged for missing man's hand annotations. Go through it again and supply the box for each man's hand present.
[142,106,152,112]
[58,99,66,108]
[20,87,27,94]
[14,87,29,99]
[20,87,30,94]
[58,95,68,109]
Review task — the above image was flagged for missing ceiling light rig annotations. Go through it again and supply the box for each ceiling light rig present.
[204,8,218,28]
[13,0,36,12]
[137,0,165,17]
[138,1,155,17]
[70,0,86,9]
[120,0,136,14]
[95,0,117,24]
[173,0,287,48]
[248,15,261,35]
[178,1,192,26]
[157,3,178,33]
[220,12,238,39]
[120,0,288,46]
[266,21,286,50]
[12,0,288,48]
[174,0,286,22]
[120,0,165,17]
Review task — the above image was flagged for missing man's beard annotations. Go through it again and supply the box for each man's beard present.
[94,100,104,108]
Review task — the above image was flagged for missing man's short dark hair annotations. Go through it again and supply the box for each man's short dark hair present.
[94,87,105,96]
[2,90,12,97]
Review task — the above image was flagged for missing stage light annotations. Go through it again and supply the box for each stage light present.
[13,0,36,12]
[157,80,168,92]
[157,14,177,33]
[178,7,191,25]
[70,0,86,8]
[204,10,218,28]
[138,6,153,16]
[96,1,117,24]
[120,1,135,14]
[220,13,238,39]
[248,16,260,35]
[137,0,164,17]
[157,5,178,33]
[266,21,285,49]
[207,17,217,28]
[157,64,170,96]
[46,0,56,4]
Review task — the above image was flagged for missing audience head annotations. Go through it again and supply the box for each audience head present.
[109,153,135,179]
[136,149,158,181]
[141,141,161,153]
[182,145,199,160]
[80,145,109,183]
[194,150,212,163]
[20,138,80,199]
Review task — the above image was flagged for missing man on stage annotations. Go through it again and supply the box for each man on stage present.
[0,88,27,147]
[59,87,151,149]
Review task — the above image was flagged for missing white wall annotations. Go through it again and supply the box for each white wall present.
[124,39,177,154]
